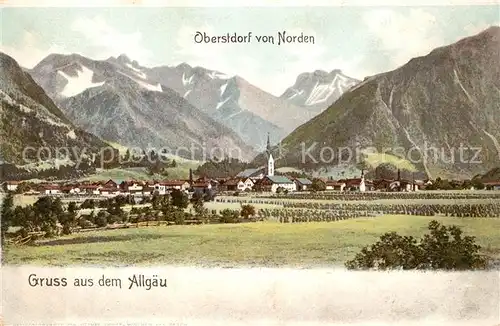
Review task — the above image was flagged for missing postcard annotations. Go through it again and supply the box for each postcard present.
[1,0,499,325]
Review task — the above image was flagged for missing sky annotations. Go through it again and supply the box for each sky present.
[1,4,499,96]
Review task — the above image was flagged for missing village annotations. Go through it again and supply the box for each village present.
[0,136,433,197]
[3,136,500,196]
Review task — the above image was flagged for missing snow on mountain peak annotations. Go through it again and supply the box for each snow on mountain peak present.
[125,63,147,79]
[304,74,355,106]
[207,71,231,80]
[57,65,105,97]
[287,88,305,100]
[117,71,163,92]
[182,72,195,86]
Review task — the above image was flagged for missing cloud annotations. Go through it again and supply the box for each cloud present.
[70,16,152,64]
[363,9,444,69]
[1,16,153,68]
[0,31,69,68]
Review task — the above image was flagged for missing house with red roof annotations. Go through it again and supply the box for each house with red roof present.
[324,180,346,191]
[484,181,500,191]
[154,180,190,194]
[80,184,102,195]
[41,184,62,195]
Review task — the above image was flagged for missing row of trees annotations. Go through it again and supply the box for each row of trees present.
[426,177,486,190]
[1,193,75,242]
[1,190,257,244]
[1,161,96,182]
[194,158,251,179]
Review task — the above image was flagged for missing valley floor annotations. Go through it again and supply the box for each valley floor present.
[4,215,500,267]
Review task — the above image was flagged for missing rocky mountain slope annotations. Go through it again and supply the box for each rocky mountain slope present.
[28,54,256,161]
[146,63,290,148]
[280,69,359,116]
[263,26,500,179]
[0,52,110,176]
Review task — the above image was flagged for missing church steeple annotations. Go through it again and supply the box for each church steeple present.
[266,132,274,176]
[266,132,271,156]
[359,169,366,192]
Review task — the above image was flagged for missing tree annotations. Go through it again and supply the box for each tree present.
[81,199,95,209]
[1,192,14,244]
[240,204,256,219]
[374,163,398,180]
[171,189,189,209]
[95,211,108,227]
[67,202,78,215]
[311,179,326,192]
[204,189,216,201]
[151,194,161,210]
[191,191,206,216]
[356,160,370,174]
[220,209,239,223]
[195,158,251,179]
[418,220,487,270]
[192,196,207,218]
[471,179,485,190]
[123,149,131,162]
[60,211,77,235]
[345,220,488,270]
[33,197,63,236]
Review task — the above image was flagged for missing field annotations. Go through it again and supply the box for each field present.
[4,215,500,267]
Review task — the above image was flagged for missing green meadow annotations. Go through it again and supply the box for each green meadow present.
[4,215,500,267]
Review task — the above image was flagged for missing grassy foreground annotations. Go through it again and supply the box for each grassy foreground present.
[4,215,500,267]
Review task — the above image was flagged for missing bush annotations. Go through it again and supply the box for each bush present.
[220,209,239,223]
[240,204,256,219]
[78,218,94,229]
[345,220,489,270]
[171,189,189,209]
[80,199,95,209]
[106,214,119,225]
[95,215,108,228]
[174,211,186,225]
[311,179,326,192]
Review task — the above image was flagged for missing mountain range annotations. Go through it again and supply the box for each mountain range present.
[28,54,256,161]
[28,53,359,153]
[266,26,500,179]
[3,26,498,180]
[279,69,360,116]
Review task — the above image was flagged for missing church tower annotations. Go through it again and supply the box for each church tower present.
[266,133,274,176]
[359,169,366,192]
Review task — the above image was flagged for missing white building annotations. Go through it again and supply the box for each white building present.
[2,181,20,192]
[69,187,81,194]
[43,186,61,195]
[242,178,254,190]
[80,185,102,195]
[294,178,312,191]
[257,176,297,193]
[100,188,120,197]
